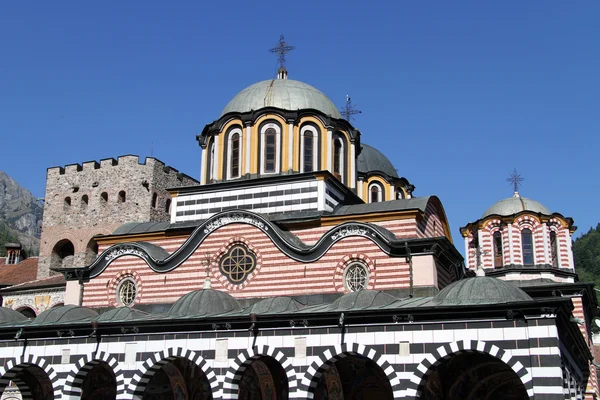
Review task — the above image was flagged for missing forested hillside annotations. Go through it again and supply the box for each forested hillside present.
[574,224,600,299]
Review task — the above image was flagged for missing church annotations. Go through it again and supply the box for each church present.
[0,36,597,400]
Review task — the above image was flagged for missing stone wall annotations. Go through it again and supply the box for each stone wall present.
[38,155,197,278]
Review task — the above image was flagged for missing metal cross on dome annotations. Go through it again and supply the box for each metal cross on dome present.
[340,95,362,121]
[269,34,295,68]
[506,168,524,193]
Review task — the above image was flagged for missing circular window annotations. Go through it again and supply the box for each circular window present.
[344,262,369,292]
[117,278,137,306]
[219,244,257,284]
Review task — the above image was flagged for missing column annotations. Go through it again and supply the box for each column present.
[213,135,220,181]
[357,178,364,201]
[349,143,356,189]
[200,147,207,185]
[464,235,470,270]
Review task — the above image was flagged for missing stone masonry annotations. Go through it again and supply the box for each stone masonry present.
[38,155,198,278]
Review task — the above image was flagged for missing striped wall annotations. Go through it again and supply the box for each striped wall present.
[0,317,577,399]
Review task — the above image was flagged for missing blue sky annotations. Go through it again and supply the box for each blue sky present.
[1,1,598,247]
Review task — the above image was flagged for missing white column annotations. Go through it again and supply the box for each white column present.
[213,135,220,180]
[542,223,550,264]
[357,178,364,201]
[349,143,356,189]
[464,236,470,269]
[507,224,514,264]
[288,123,294,171]
[200,147,206,185]
[245,125,251,175]
[477,230,485,268]
[326,130,333,171]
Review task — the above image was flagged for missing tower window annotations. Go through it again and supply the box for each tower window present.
[151,193,158,208]
[521,228,534,265]
[165,199,172,213]
[208,141,216,182]
[100,192,108,203]
[333,135,344,182]
[493,231,503,268]
[369,183,383,203]
[118,190,126,203]
[81,195,89,207]
[550,230,558,268]
[300,125,318,173]
[303,132,314,172]
[64,197,71,207]
[264,128,276,173]
[230,132,240,178]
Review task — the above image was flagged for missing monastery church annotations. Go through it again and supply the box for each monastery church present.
[0,37,597,400]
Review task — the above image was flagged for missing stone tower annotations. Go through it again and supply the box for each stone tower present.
[38,155,198,278]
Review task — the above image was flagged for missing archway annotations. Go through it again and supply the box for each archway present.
[50,239,75,268]
[0,364,54,400]
[420,352,528,400]
[238,356,288,400]
[313,354,393,400]
[17,306,36,319]
[142,357,213,399]
[80,361,117,400]
[84,238,99,264]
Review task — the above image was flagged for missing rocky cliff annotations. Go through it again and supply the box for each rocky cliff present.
[0,171,43,253]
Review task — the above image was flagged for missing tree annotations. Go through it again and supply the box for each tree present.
[573,223,600,300]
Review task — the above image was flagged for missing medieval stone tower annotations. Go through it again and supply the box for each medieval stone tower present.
[37,155,198,278]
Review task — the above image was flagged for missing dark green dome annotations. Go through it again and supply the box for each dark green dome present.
[96,307,150,322]
[326,289,398,311]
[245,296,302,314]
[169,289,241,317]
[434,277,532,305]
[30,305,98,326]
[0,307,29,324]
[357,144,398,178]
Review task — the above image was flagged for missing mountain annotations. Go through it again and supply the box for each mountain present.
[0,171,43,255]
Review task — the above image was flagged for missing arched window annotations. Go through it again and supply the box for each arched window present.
[81,194,89,208]
[100,192,108,203]
[230,132,240,178]
[333,135,344,182]
[369,183,383,203]
[493,231,503,268]
[550,230,559,268]
[165,198,172,213]
[151,193,158,208]
[264,128,277,173]
[521,228,534,265]
[118,190,126,203]
[300,125,318,173]
[396,188,405,199]
[208,141,216,182]
[64,197,71,208]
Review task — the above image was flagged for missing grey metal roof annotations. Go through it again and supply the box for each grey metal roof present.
[112,221,170,235]
[221,79,342,119]
[357,144,399,178]
[431,277,532,306]
[95,307,151,322]
[29,305,98,326]
[0,307,28,324]
[242,296,303,315]
[325,290,398,311]
[482,195,551,218]
[168,289,241,318]
[334,197,431,216]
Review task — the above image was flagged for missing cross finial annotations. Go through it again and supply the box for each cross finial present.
[340,95,362,121]
[506,168,524,195]
[269,34,295,68]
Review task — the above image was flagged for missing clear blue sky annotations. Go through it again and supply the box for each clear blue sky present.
[1,1,598,248]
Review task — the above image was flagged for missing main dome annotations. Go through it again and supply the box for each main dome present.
[357,144,398,178]
[221,79,342,119]
[482,195,551,219]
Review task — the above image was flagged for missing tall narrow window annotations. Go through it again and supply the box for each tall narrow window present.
[550,231,559,268]
[151,193,158,208]
[521,228,534,265]
[369,183,383,203]
[264,128,276,173]
[333,137,343,181]
[230,133,240,178]
[208,142,215,182]
[100,192,108,203]
[165,199,172,213]
[118,191,126,203]
[303,132,314,172]
[493,231,503,268]
[81,195,89,208]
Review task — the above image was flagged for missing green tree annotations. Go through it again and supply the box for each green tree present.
[574,223,600,300]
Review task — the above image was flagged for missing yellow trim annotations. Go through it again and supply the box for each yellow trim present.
[96,232,189,246]
[365,176,394,202]
[292,124,300,171]
[321,210,420,226]
[251,114,287,175]
[297,117,327,173]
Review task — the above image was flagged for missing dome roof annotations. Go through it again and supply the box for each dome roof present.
[221,79,342,119]
[30,305,98,326]
[482,195,551,218]
[433,277,532,305]
[245,296,303,314]
[326,290,398,311]
[169,289,240,318]
[0,307,29,324]
[96,307,150,322]
[357,144,398,178]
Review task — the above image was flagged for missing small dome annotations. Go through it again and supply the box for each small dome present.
[357,144,398,178]
[482,195,550,218]
[169,289,240,317]
[96,307,150,322]
[221,79,342,119]
[245,296,302,314]
[0,307,29,324]
[327,290,398,311]
[433,277,532,305]
[30,305,98,326]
